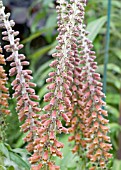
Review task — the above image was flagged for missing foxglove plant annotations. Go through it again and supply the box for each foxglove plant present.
[30,0,82,169]
[62,0,112,169]
[78,26,112,170]
[0,46,10,142]
[0,0,112,169]
[0,0,74,169]
[64,0,88,159]
[0,0,41,166]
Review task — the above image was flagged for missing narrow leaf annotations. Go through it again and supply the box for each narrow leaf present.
[87,16,107,41]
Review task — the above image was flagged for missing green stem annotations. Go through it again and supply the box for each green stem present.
[103,0,112,96]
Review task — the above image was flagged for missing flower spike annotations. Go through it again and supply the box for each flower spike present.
[0,46,10,142]
[0,0,41,164]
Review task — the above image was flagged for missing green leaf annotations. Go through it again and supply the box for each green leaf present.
[107,105,119,119]
[111,48,121,60]
[109,123,121,150]
[36,68,53,87]
[0,143,10,159]
[45,12,57,42]
[31,10,46,33]
[38,84,48,101]
[13,133,26,148]
[107,63,121,74]
[106,94,120,105]
[33,60,52,82]
[97,64,121,74]
[109,123,121,132]
[113,159,121,170]
[12,148,28,155]
[0,144,29,169]
[106,72,120,90]
[29,41,56,61]
[97,64,120,90]
[9,152,30,170]
[11,148,30,163]
[22,26,56,44]
[87,16,107,41]
[112,1,121,8]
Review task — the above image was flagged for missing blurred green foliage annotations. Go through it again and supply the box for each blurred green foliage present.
[0,0,121,169]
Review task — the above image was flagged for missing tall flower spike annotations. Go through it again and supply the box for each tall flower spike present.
[77,25,112,170]
[64,0,89,163]
[29,0,84,169]
[63,0,112,169]
[0,0,41,160]
[0,46,10,142]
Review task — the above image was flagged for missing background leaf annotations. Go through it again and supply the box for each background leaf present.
[87,16,107,41]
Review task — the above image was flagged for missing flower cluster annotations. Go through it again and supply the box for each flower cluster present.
[79,26,112,169]
[65,0,88,159]
[0,0,41,160]
[57,0,112,169]
[30,0,82,168]
[0,0,112,169]
[0,46,10,141]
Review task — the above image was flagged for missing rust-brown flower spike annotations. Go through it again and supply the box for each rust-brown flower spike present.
[0,46,10,141]
[79,26,112,169]
[0,0,41,162]
[66,0,88,160]
[61,0,112,169]
[30,0,78,168]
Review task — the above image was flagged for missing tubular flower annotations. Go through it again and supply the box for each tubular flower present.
[77,26,112,169]
[0,0,41,157]
[0,46,10,141]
